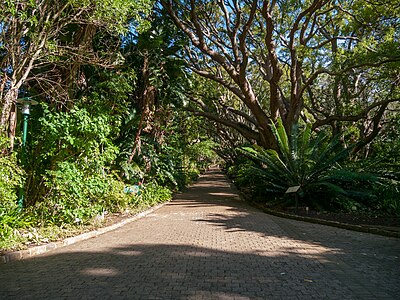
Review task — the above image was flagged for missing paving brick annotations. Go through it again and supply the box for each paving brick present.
[0,168,399,299]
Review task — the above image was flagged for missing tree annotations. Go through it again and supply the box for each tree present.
[119,9,189,164]
[160,0,400,151]
[0,0,153,150]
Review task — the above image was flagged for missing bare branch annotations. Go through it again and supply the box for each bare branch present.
[312,98,400,129]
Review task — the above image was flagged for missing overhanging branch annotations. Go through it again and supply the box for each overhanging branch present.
[185,107,261,143]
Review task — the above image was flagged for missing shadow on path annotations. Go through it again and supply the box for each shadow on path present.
[0,243,362,299]
[0,169,399,299]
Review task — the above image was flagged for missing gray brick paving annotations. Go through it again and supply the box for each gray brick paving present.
[0,169,399,299]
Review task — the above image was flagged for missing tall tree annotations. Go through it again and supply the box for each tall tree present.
[160,0,400,150]
[120,10,188,163]
[0,0,153,150]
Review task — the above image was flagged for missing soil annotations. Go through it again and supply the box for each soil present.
[237,189,400,232]
[272,206,400,230]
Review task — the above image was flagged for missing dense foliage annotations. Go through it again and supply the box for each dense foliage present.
[237,120,380,211]
[0,1,218,251]
[0,0,399,251]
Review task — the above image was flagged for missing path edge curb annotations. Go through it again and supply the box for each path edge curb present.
[250,201,400,239]
[228,177,400,239]
[1,202,167,265]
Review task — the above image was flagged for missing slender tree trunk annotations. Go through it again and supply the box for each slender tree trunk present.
[128,111,145,163]
[127,50,157,163]
[1,87,19,151]
[66,24,96,100]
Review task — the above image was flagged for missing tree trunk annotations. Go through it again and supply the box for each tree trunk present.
[128,50,157,163]
[1,87,18,151]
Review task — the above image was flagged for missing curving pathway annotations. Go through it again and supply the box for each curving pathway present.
[1,169,399,299]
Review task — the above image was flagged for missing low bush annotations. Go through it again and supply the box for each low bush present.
[239,120,377,211]
[348,158,400,216]
[0,207,35,250]
[140,181,172,206]
[0,135,25,203]
[30,162,132,226]
[0,135,30,249]
[174,168,199,190]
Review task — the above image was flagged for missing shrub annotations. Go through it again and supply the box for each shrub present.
[32,162,131,226]
[240,119,376,211]
[140,182,172,206]
[0,135,25,205]
[0,206,34,249]
[0,135,30,247]
[348,158,400,215]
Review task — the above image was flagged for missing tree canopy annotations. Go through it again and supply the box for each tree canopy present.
[0,0,154,149]
[161,0,400,151]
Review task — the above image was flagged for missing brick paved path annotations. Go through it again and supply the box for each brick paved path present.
[1,169,399,299]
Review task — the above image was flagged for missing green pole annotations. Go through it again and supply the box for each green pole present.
[17,113,29,210]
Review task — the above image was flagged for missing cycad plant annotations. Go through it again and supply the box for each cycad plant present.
[240,119,375,210]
